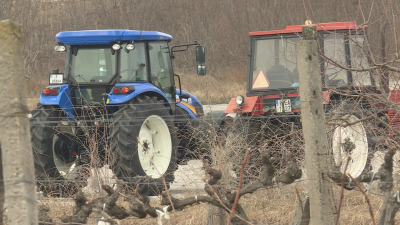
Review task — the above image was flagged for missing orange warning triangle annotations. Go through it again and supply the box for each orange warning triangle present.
[252,71,270,89]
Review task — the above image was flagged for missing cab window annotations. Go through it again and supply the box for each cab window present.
[120,43,147,82]
[148,42,174,101]
[323,33,348,87]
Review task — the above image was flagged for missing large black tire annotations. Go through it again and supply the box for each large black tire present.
[109,96,178,196]
[30,105,70,195]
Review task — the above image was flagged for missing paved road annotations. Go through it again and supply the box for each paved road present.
[169,160,205,194]
[202,104,228,115]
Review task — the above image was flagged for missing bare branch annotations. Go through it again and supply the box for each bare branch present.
[92,208,118,225]
[60,180,160,223]
[336,156,351,225]
[227,147,251,225]
[295,187,307,225]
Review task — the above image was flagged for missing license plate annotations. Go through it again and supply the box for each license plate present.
[275,99,291,113]
[49,74,63,85]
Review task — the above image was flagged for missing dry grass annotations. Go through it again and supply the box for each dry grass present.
[27,97,39,110]
[178,67,247,104]
[26,77,48,98]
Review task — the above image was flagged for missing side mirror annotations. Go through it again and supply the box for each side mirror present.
[197,65,206,76]
[196,46,206,76]
[196,46,205,64]
[179,93,191,99]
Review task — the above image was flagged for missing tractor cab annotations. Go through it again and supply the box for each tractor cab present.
[50,31,176,106]
[225,22,372,115]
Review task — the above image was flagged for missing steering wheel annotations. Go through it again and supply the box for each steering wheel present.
[76,75,89,82]
[151,74,163,89]
[325,68,347,87]
[120,69,136,80]
[325,67,342,80]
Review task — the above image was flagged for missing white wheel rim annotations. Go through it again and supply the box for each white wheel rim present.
[332,115,368,177]
[138,115,172,178]
[52,135,78,180]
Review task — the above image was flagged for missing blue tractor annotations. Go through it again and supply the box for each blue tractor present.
[30,30,206,195]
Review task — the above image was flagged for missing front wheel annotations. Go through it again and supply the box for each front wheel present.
[109,96,178,195]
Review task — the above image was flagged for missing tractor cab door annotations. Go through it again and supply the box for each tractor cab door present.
[148,41,176,114]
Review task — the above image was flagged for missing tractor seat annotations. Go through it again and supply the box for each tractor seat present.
[136,64,147,81]
[265,64,295,88]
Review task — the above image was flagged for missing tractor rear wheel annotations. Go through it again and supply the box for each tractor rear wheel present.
[30,105,79,196]
[331,114,377,177]
[109,96,178,196]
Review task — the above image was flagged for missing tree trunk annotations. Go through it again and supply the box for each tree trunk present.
[297,25,334,225]
[0,20,38,224]
[207,145,229,225]
[0,144,4,224]
[207,205,227,225]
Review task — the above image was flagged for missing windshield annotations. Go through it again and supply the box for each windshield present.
[69,47,116,83]
[251,37,301,91]
[120,43,147,82]
[251,33,372,92]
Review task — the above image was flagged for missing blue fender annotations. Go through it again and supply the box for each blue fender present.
[176,89,203,121]
[176,89,203,109]
[107,83,171,108]
[39,85,74,120]
[176,102,198,120]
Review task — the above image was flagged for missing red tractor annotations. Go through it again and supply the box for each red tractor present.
[223,21,400,177]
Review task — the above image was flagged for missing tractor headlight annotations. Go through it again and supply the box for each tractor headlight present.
[112,44,121,50]
[235,95,244,105]
[126,44,135,50]
[54,45,66,52]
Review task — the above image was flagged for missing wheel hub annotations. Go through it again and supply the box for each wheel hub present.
[342,137,356,154]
